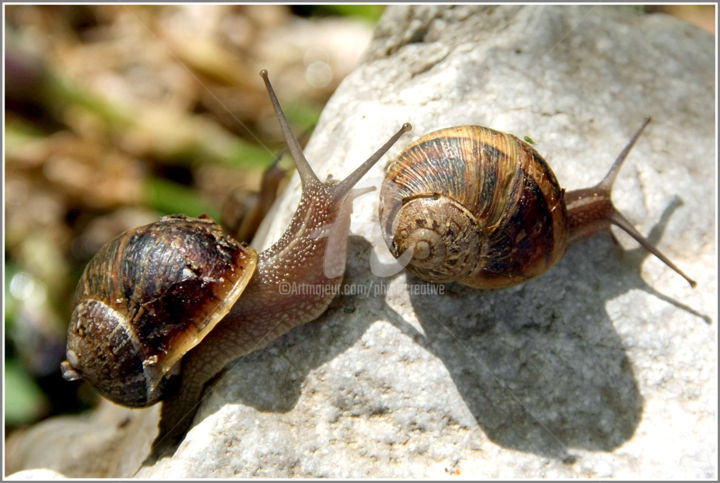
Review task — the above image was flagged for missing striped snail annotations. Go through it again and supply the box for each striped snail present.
[60,70,412,449]
[379,120,696,289]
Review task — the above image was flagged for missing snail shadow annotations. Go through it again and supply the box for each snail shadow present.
[194,198,705,464]
[398,196,707,461]
[403,266,640,462]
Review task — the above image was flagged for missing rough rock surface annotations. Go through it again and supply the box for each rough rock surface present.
[7,5,715,478]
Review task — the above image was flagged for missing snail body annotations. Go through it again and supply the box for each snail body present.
[61,70,411,449]
[380,120,696,289]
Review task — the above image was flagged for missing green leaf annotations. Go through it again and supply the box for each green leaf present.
[284,100,321,135]
[44,72,132,128]
[4,263,19,331]
[4,360,47,426]
[144,178,221,220]
[317,5,386,22]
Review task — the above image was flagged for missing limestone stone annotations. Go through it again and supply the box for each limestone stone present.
[7,5,715,479]
[5,469,67,479]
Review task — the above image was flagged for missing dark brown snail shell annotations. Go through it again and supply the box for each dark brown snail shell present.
[380,125,569,289]
[380,121,696,289]
[61,215,257,407]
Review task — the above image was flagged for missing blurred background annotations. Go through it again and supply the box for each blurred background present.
[4,3,385,435]
[3,4,714,438]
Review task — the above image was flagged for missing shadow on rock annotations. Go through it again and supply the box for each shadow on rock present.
[187,198,706,465]
[404,196,706,461]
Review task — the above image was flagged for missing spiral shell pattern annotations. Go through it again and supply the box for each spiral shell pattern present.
[379,125,569,289]
[63,215,257,406]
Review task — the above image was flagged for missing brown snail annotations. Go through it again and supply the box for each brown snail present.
[379,120,696,289]
[60,70,412,448]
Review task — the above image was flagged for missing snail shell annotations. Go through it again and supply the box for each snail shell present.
[61,215,257,406]
[379,125,569,289]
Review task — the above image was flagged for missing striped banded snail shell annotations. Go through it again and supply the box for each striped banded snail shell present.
[379,121,696,289]
[61,215,257,406]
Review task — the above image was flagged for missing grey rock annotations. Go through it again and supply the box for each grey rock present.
[146,4,715,478]
[8,5,715,479]
[5,400,157,477]
[5,468,68,479]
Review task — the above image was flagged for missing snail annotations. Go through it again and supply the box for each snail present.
[379,120,696,289]
[60,70,412,449]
